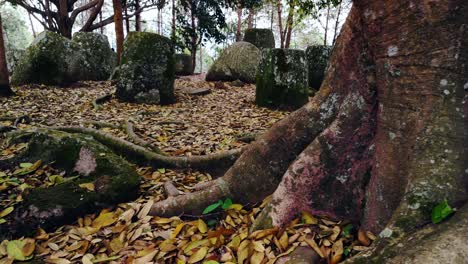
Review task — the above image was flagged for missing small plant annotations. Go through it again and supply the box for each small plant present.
[202,198,233,215]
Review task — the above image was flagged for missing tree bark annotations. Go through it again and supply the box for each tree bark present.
[57,0,72,38]
[247,8,254,29]
[112,0,125,65]
[124,5,130,34]
[149,3,468,262]
[171,0,176,42]
[190,3,197,71]
[284,0,295,49]
[276,0,284,48]
[28,13,37,38]
[332,0,343,45]
[0,14,13,97]
[323,2,330,46]
[236,3,243,42]
[135,0,141,31]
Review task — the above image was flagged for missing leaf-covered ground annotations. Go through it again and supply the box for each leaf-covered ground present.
[0,79,374,263]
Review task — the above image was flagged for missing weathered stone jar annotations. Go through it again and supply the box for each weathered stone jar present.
[114,32,175,105]
[256,49,309,109]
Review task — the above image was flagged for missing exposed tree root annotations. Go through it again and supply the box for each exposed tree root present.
[164,181,181,197]
[0,115,32,126]
[82,120,122,129]
[53,126,243,174]
[92,93,113,110]
[235,132,258,143]
[124,120,160,152]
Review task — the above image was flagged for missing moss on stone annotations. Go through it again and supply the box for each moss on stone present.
[11,31,74,86]
[115,32,175,105]
[255,48,308,109]
[70,32,115,81]
[243,28,275,49]
[306,45,331,94]
[175,54,194,76]
[0,129,140,239]
[206,42,261,83]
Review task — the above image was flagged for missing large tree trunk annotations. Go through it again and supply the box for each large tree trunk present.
[150,0,467,261]
[57,0,72,38]
[112,0,124,64]
[247,8,254,29]
[0,14,13,97]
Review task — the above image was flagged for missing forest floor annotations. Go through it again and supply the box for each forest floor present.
[0,79,373,264]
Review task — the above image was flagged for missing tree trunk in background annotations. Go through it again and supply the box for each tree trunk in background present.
[99,11,104,34]
[150,1,468,262]
[28,13,37,38]
[323,3,330,46]
[276,0,284,48]
[57,0,72,38]
[247,8,254,29]
[284,0,295,48]
[236,3,242,41]
[199,45,203,73]
[270,3,274,30]
[332,0,343,45]
[190,4,197,71]
[0,14,13,97]
[135,0,141,31]
[124,5,130,34]
[171,0,176,43]
[112,0,124,65]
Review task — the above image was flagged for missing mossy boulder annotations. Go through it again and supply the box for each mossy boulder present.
[11,31,76,86]
[0,129,140,239]
[243,28,275,49]
[206,41,261,83]
[175,54,194,76]
[114,32,175,105]
[306,45,331,92]
[256,49,309,109]
[70,32,115,81]
[6,48,25,74]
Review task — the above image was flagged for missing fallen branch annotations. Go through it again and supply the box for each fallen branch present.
[92,93,113,110]
[53,126,243,174]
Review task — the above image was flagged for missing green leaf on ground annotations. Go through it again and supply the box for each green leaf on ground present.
[222,198,233,210]
[432,200,454,224]
[203,200,223,214]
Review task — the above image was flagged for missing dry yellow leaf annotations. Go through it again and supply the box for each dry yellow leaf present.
[301,211,318,225]
[0,207,14,218]
[137,200,154,219]
[109,238,124,253]
[159,239,177,252]
[279,232,288,250]
[134,249,158,264]
[21,239,35,256]
[92,211,117,229]
[188,247,208,263]
[227,204,243,211]
[154,217,173,224]
[171,223,186,239]
[358,228,371,246]
[198,219,208,234]
[78,182,95,192]
[237,240,250,264]
[35,228,49,240]
[47,243,60,251]
[250,251,264,264]
[252,241,265,252]
[82,253,94,264]
[184,239,208,255]
[305,237,324,258]
[330,239,343,264]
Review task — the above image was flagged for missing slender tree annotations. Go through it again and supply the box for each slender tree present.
[0,14,13,97]
[112,0,124,64]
